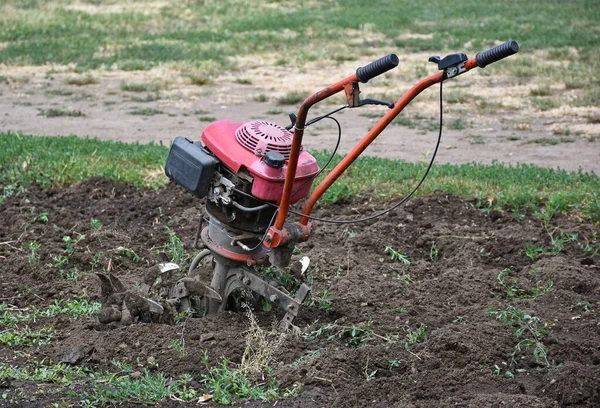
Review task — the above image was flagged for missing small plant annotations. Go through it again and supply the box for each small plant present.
[524,242,545,260]
[115,247,141,263]
[496,268,553,300]
[65,74,98,86]
[452,316,465,324]
[40,108,85,118]
[404,324,427,349]
[53,254,69,271]
[170,338,185,359]
[429,242,440,262]
[129,108,164,116]
[0,327,54,346]
[25,240,40,265]
[90,218,103,234]
[487,305,552,369]
[164,227,189,266]
[276,91,307,106]
[240,307,284,380]
[120,82,161,93]
[388,359,401,370]
[33,211,49,224]
[574,300,593,313]
[385,246,411,265]
[305,289,334,312]
[90,250,104,271]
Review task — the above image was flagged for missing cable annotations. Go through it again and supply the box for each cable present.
[291,77,445,224]
[292,115,342,196]
[233,76,446,225]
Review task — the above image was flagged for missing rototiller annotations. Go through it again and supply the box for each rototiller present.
[97,41,519,327]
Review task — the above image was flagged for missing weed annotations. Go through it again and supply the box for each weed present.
[188,73,213,86]
[305,289,334,312]
[467,134,485,144]
[253,94,269,103]
[525,242,545,260]
[448,118,466,130]
[496,268,553,300]
[24,240,40,265]
[170,338,186,359]
[120,82,161,93]
[199,351,292,404]
[487,305,552,369]
[525,137,573,146]
[0,327,54,346]
[164,227,189,267]
[364,359,377,381]
[452,316,465,324]
[430,242,440,262]
[388,359,401,370]
[129,108,164,116]
[240,308,284,380]
[40,108,85,118]
[385,247,411,264]
[115,247,141,263]
[33,211,49,224]
[53,254,69,271]
[276,91,307,106]
[129,93,161,103]
[404,324,427,349]
[90,250,104,271]
[198,116,218,122]
[65,75,98,86]
[574,300,593,313]
[235,78,253,85]
[529,85,552,97]
[328,321,375,347]
[90,218,103,234]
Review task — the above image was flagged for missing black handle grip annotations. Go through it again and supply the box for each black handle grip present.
[356,54,399,83]
[476,40,519,68]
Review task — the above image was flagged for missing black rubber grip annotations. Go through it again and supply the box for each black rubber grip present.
[476,40,519,68]
[356,54,399,83]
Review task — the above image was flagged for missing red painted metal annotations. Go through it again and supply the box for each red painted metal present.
[273,73,359,232]
[202,120,319,204]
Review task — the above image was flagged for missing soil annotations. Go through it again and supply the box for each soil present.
[1,178,599,407]
[1,63,599,175]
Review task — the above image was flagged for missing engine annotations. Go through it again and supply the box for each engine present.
[165,119,319,254]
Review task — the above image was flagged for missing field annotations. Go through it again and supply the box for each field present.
[1,0,600,407]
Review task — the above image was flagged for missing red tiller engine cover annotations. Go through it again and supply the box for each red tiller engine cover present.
[201,120,319,204]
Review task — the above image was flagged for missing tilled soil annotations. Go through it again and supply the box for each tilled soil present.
[0,178,599,407]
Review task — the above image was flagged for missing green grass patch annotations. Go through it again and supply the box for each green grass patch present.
[40,108,85,118]
[1,134,599,222]
[0,133,168,198]
[65,74,98,86]
[120,82,161,93]
[1,299,101,327]
[129,108,164,116]
[276,91,307,106]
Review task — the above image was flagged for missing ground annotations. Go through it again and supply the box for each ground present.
[1,178,598,406]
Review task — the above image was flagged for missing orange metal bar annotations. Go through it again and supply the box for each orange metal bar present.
[299,57,479,224]
[274,73,359,231]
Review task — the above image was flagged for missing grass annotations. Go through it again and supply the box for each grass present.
[40,108,85,118]
[0,133,168,198]
[65,74,98,86]
[276,91,308,106]
[1,133,599,222]
[120,82,161,93]
[129,108,164,116]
